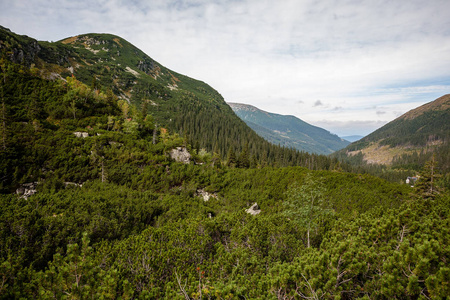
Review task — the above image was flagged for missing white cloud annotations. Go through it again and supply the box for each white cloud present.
[313,100,324,107]
[1,0,449,136]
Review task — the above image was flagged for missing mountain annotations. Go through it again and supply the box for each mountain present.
[228,102,350,154]
[0,26,322,166]
[0,26,352,175]
[341,135,363,142]
[0,26,231,150]
[336,94,450,168]
[1,27,449,300]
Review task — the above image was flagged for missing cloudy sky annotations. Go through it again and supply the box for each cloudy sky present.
[1,0,450,136]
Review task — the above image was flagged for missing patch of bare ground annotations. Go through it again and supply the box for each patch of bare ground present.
[113,38,123,47]
[348,140,442,165]
[61,36,78,44]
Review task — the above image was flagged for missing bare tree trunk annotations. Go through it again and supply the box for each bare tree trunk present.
[430,155,435,194]
[307,228,310,248]
[71,99,76,119]
[1,72,6,150]
[1,100,6,150]
[152,123,158,145]
[175,270,190,300]
[101,159,106,183]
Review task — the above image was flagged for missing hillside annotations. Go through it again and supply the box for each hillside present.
[1,26,449,299]
[228,102,349,154]
[0,68,447,298]
[0,26,327,167]
[335,94,450,173]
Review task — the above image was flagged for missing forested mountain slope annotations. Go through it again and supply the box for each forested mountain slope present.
[348,94,449,150]
[0,65,447,297]
[1,26,449,299]
[335,95,450,175]
[229,102,349,154]
[0,25,321,167]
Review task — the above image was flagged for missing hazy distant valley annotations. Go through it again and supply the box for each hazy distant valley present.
[228,102,350,154]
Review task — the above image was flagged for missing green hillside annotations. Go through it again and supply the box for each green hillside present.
[348,94,450,150]
[229,102,350,154]
[0,66,448,297]
[334,95,450,181]
[0,26,326,167]
[0,27,449,299]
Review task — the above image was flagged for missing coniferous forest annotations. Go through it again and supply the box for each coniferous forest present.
[0,29,449,299]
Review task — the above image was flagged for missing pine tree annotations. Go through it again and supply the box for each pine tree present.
[27,89,40,121]
[142,100,148,118]
[226,146,237,168]
[237,142,250,168]
[91,76,99,91]
[415,154,441,199]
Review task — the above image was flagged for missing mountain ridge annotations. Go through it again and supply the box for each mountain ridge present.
[0,28,255,154]
[335,94,450,168]
[0,26,337,169]
[228,102,350,155]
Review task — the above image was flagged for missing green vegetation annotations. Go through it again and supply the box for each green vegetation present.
[334,95,450,186]
[0,26,341,168]
[229,102,349,155]
[0,28,449,299]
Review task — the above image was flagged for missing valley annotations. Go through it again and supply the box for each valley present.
[0,27,449,299]
[228,102,350,155]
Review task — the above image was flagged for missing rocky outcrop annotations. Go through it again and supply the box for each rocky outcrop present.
[0,26,70,68]
[169,147,191,164]
[137,58,156,74]
[108,141,123,147]
[64,182,83,188]
[197,189,217,202]
[16,182,38,199]
[7,40,41,67]
[245,203,261,215]
[73,132,89,138]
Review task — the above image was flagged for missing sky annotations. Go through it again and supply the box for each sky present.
[1,0,450,137]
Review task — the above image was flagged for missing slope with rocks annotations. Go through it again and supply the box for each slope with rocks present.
[0,26,315,165]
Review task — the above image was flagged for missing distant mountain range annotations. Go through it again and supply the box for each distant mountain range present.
[228,102,350,155]
[337,94,450,165]
[341,135,363,142]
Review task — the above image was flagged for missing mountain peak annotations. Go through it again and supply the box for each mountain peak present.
[61,33,125,47]
[228,102,259,112]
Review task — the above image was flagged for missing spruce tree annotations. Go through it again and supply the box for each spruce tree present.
[237,142,250,168]
[415,154,441,199]
[226,146,237,168]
